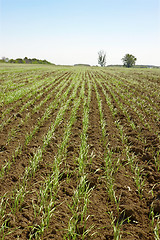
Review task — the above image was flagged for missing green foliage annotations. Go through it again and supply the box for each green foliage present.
[122,54,137,68]
[0,57,9,63]
[2,56,54,64]
[98,50,106,67]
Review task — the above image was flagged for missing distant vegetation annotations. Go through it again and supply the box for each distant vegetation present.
[0,56,159,68]
[107,65,160,68]
[74,64,91,67]
[0,56,54,65]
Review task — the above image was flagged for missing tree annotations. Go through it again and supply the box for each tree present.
[122,54,137,68]
[15,58,24,63]
[1,57,9,62]
[98,50,106,67]
[8,59,15,63]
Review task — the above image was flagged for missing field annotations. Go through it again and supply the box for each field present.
[0,63,160,240]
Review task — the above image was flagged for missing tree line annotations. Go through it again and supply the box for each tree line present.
[0,53,138,67]
[0,57,53,65]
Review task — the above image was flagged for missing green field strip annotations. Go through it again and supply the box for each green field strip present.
[0,74,51,113]
[95,73,156,196]
[93,73,144,178]
[95,72,155,155]
[31,84,83,240]
[96,70,159,119]
[0,72,83,239]
[0,75,53,106]
[25,70,88,239]
[0,68,67,107]
[93,71,160,235]
[92,72,154,239]
[95,71,160,146]
[99,71,160,125]
[0,71,73,133]
[0,70,70,115]
[3,73,72,145]
[82,73,114,239]
[31,72,73,114]
[100,69,160,110]
[64,71,94,239]
[0,72,78,178]
[99,68,159,101]
[101,67,160,90]
[0,70,81,180]
[0,71,47,102]
[0,74,61,129]
[93,76,122,215]
[101,74,160,148]
[108,81,160,134]
[0,72,71,159]
[94,70,154,238]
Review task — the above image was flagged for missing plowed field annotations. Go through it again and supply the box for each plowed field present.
[0,64,160,240]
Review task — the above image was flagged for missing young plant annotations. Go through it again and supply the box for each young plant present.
[66,175,93,239]
[109,211,124,240]
[154,151,160,171]
[134,165,145,200]
[149,205,160,240]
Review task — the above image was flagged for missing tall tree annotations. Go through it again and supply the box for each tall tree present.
[98,50,106,67]
[122,54,137,68]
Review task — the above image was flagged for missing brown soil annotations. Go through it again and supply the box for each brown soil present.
[0,66,160,239]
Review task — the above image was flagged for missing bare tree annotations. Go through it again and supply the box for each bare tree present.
[98,50,106,67]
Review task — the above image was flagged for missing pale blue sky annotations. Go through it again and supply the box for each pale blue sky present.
[0,0,160,65]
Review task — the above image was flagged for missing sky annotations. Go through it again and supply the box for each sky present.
[0,0,160,66]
